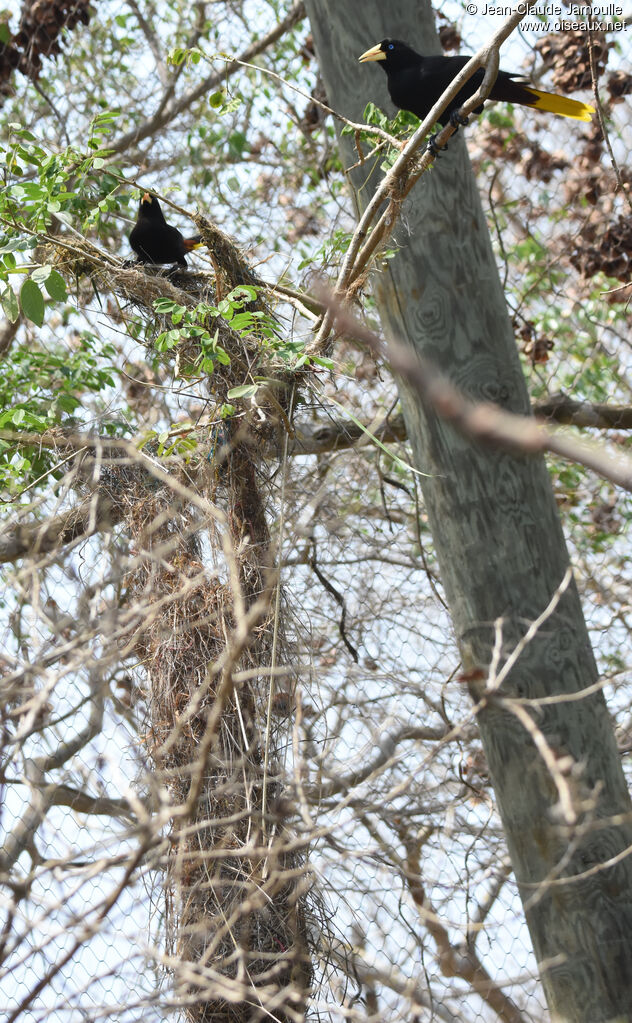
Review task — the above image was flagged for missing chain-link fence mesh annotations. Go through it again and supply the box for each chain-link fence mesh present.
[1,0,631,1020]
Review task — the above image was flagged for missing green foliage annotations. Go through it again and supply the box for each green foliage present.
[0,261,68,328]
[2,117,125,235]
[153,282,333,397]
[344,102,421,137]
[137,424,199,460]
[0,331,117,497]
[0,109,132,496]
[153,296,231,374]
[298,228,353,272]
[485,106,517,129]
[0,113,133,329]
[168,46,204,67]
[227,383,258,400]
[154,285,284,375]
[1,283,19,322]
[19,278,45,326]
[0,332,116,428]
[342,102,423,169]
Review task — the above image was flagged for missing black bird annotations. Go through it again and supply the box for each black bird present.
[129,193,202,266]
[359,39,595,128]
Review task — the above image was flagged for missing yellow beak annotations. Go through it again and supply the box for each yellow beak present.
[141,192,152,203]
[358,43,386,63]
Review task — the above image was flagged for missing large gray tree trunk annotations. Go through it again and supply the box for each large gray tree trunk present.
[304,1,632,1018]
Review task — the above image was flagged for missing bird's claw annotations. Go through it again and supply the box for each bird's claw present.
[449,110,470,128]
[426,133,446,157]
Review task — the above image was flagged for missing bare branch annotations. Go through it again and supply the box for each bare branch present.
[109,1,306,156]
[284,396,632,457]
[401,834,527,1023]
[0,492,120,566]
[323,296,632,493]
[314,722,450,801]
[534,394,632,430]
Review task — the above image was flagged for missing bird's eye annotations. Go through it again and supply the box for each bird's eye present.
[388,43,394,49]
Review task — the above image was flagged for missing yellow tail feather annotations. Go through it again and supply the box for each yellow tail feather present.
[526,88,595,122]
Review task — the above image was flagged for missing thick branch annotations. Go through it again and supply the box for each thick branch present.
[324,299,632,493]
[402,838,526,1023]
[4,387,630,568]
[0,492,120,565]
[36,670,105,773]
[0,763,51,875]
[534,394,632,430]
[43,782,135,821]
[286,396,632,456]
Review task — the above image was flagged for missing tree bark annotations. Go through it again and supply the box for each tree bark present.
[304,1,632,1019]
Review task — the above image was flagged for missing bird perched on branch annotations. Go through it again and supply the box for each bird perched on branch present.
[129,193,202,266]
[358,39,595,129]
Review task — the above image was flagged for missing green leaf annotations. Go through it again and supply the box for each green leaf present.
[154,298,186,315]
[0,237,31,254]
[55,394,80,413]
[91,109,120,127]
[231,312,256,331]
[20,182,47,199]
[20,279,45,326]
[1,287,19,323]
[155,329,181,351]
[227,384,258,399]
[0,23,11,44]
[44,269,67,302]
[15,144,44,166]
[229,285,257,303]
[228,131,247,157]
[362,102,389,128]
[209,90,226,109]
[136,430,157,451]
[31,265,52,285]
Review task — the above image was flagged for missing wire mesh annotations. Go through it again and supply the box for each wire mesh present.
[0,0,631,1021]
